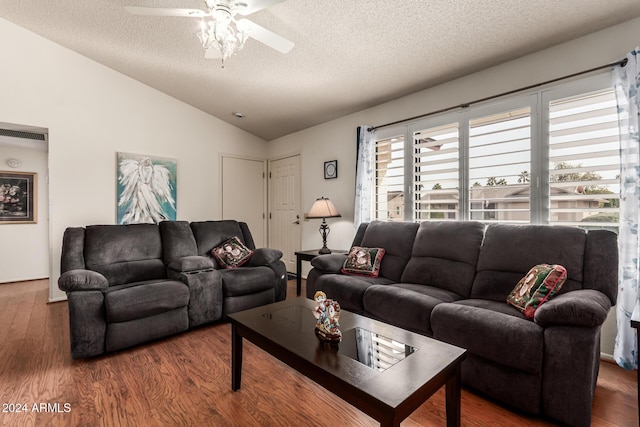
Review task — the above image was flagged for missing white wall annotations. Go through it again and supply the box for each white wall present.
[0,17,268,301]
[268,16,640,359]
[0,144,49,282]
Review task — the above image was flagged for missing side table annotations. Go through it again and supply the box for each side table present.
[294,249,348,296]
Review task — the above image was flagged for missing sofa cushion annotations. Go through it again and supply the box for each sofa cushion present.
[507,264,567,318]
[313,273,394,313]
[431,300,543,374]
[311,253,348,273]
[471,224,586,302]
[104,280,189,323]
[61,227,86,272]
[341,246,385,277]
[159,220,198,265]
[359,221,419,282]
[84,224,166,286]
[93,259,168,288]
[219,266,274,297]
[363,283,463,336]
[246,248,283,266]
[401,221,485,298]
[106,308,188,353]
[168,255,215,273]
[190,220,255,256]
[583,230,618,304]
[212,236,253,268]
[453,298,526,318]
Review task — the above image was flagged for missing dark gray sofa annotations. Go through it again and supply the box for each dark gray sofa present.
[306,220,618,427]
[58,220,286,359]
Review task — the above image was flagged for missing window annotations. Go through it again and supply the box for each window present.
[374,134,405,221]
[413,122,460,220]
[370,73,620,229]
[469,106,532,223]
[547,88,620,228]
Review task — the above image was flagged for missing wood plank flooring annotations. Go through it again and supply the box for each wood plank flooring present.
[0,279,636,426]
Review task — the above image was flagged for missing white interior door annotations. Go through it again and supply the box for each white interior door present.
[269,155,301,272]
[221,156,266,247]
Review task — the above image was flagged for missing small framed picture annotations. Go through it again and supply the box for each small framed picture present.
[0,171,37,224]
[324,160,338,179]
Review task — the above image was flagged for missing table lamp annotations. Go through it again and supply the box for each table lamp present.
[307,197,341,254]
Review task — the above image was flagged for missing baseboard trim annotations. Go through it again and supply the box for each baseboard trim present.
[0,276,48,284]
[601,352,615,363]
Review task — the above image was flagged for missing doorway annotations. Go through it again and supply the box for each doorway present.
[0,123,49,285]
[268,155,301,273]
[221,155,267,247]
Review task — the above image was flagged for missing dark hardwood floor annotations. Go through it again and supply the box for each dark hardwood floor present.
[0,279,636,426]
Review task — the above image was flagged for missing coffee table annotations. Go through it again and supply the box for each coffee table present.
[228,297,467,427]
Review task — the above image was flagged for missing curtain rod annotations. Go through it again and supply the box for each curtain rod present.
[369,57,628,132]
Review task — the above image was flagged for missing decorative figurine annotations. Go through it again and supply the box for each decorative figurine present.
[313,291,342,343]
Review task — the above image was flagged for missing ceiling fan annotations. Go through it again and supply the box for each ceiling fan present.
[125,0,294,67]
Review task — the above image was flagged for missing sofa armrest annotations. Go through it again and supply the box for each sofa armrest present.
[66,290,106,358]
[168,266,223,327]
[168,255,215,273]
[247,248,283,266]
[534,289,611,328]
[58,269,109,292]
[311,254,348,273]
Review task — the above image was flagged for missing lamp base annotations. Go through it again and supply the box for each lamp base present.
[318,219,332,254]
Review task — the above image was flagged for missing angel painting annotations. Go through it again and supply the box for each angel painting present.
[117,153,177,224]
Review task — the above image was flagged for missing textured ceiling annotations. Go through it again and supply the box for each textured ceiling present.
[1,0,640,141]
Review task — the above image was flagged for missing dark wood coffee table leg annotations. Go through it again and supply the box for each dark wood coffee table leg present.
[378,415,401,427]
[231,323,243,391]
[445,365,462,427]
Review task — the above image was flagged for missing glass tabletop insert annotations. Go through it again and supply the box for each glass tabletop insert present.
[263,305,417,372]
[339,327,417,372]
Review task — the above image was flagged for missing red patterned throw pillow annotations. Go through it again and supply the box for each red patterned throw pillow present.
[507,264,567,319]
[211,236,253,269]
[341,246,385,277]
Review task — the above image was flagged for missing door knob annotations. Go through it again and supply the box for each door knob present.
[293,220,300,225]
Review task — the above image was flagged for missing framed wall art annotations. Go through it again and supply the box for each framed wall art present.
[116,152,177,224]
[324,160,338,179]
[0,171,37,224]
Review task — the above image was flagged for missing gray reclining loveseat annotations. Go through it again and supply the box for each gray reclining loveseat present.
[306,220,617,426]
[58,220,286,359]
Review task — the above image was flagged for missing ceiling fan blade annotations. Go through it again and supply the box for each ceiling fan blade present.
[237,19,294,54]
[204,47,222,59]
[124,6,207,18]
[235,0,285,16]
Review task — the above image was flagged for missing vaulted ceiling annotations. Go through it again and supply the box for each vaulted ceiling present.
[1,0,640,141]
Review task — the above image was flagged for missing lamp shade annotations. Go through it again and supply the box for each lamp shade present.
[307,197,341,219]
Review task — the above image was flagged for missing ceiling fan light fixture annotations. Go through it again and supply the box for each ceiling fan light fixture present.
[127,1,293,68]
[197,13,248,67]
[194,1,252,68]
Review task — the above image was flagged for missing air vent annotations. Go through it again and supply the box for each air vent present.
[0,128,46,141]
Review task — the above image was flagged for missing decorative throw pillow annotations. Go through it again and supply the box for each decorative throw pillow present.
[341,246,385,277]
[507,264,567,319]
[211,236,253,269]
